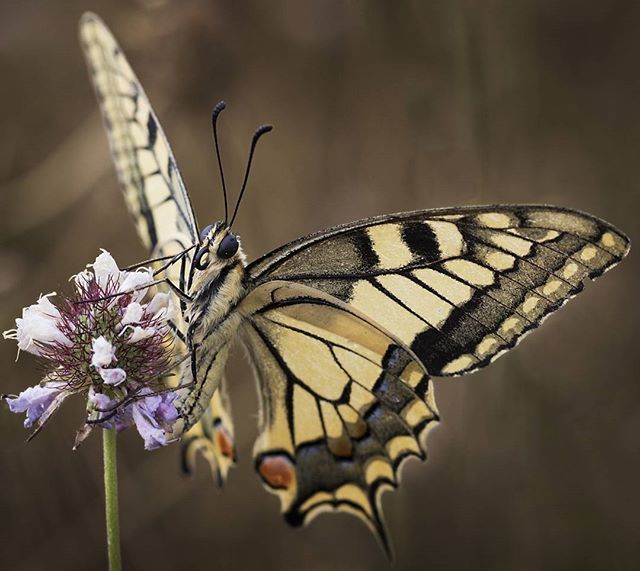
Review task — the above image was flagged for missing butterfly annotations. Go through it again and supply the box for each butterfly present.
[79,13,630,557]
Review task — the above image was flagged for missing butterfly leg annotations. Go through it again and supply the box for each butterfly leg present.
[122,244,196,273]
[167,319,187,343]
[162,278,193,303]
[74,277,191,304]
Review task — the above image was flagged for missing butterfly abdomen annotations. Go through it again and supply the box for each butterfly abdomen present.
[172,263,248,434]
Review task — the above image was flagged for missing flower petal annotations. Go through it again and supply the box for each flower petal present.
[5,383,65,428]
[91,336,116,368]
[145,292,176,321]
[156,396,179,425]
[131,391,179,450]
[99,367,127,386]
[121,302,144,326]
[71,269,93,291]
[73,424,93,450]
[131,406,167,450]
[88,387,112,409]
[93,250,121,289]
[88,388,132,431]
[127,326,157,343]
[119,269,153,302]
[4,293,71,356]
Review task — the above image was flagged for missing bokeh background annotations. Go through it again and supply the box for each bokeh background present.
[1,1,638,570]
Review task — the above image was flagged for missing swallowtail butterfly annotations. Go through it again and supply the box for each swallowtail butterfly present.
[79,13,630,556]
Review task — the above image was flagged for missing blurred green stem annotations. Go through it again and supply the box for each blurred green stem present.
[103,428,122,571]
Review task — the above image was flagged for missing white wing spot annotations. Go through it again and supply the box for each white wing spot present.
[601,232,616,248]
[542,280,563,296]
[563,262,579,279]
[412,269,473,306]
[485,250,516,271]
[441,354,476,374]
[476,336,500,358]
[477,212,512,228]
[376,274,453,328]
[522,296,540,314]
[425,221,465,257]
[489,233,533,257]
[500,316,521,335]
[350,280,426,345]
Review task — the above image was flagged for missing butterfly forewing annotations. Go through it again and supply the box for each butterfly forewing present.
[80,14,198,256]
[248,205,630,377]
[80,13,236,483]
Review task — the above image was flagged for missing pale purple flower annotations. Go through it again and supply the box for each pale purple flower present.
[3,250,179,449]
[87,388,132,432]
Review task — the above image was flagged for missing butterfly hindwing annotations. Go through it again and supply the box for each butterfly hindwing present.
[240,282,439,555]
[80,13,235,482]
[248,205,629,377]
[181,376,236,485]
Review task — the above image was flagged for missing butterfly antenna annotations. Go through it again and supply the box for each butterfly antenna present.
[212,101,229,224]
[229,124,273,227]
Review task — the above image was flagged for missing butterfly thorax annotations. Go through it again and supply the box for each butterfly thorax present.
[171,227,248,435]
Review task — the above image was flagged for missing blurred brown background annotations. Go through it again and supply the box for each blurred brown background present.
[1,1,638,570]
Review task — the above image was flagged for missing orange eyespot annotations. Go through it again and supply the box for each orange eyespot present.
[215,427,235,459]
[258,455,294,490]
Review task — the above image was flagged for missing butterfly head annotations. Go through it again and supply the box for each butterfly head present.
[189,103,271,280]
[193,222,245,274]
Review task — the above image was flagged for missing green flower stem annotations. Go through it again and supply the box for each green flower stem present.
[103,428,122,571]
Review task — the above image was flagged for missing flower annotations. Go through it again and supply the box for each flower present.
[2,250,180,449]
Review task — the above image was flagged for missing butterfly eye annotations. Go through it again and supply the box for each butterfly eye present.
[194,248,210,270]
[199,224,214,242]
[218,234,239,259]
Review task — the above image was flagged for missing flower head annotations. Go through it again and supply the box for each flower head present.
[3,250,179,449]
